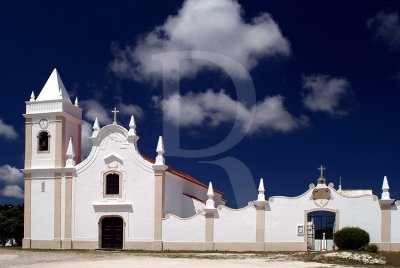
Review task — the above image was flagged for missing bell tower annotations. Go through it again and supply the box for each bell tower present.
[24,68,82,169]
[23,68,82,249]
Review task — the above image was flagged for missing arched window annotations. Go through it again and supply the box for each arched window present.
[104,172,121,196]
[38,131,49,152]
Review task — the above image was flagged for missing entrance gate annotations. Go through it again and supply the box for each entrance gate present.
[307,211,336,251]
[101,217,123,249]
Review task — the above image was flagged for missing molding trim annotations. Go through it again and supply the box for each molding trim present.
[22,175,32,249]
[54,173,62,247]
[24,118,33,169]
[153,169,165,244]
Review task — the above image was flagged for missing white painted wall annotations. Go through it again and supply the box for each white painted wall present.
[214,205,256,242]
[391,203,400,242]
[265,187,382,243]
[162,213,205,242]
[73,125,155,242]
[31,176,54,240]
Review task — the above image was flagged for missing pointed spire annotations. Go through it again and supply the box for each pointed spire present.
[205,182,215,209]
[65,137,76,167]
[257,178,266,202]
[36,68,72,103]
[128,115,137,136]
[381,176,391,200]
[30,91,36,101]
[91,117,100,138]
[155,136,165,165]
[74,97,79,107]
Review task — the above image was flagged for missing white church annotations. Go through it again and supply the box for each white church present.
[22,69,400,251]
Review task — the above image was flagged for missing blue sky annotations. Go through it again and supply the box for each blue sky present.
[0,0,400,207]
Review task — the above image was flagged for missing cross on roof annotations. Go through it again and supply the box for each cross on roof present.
[318,165,326,178]
[112,107,119,125]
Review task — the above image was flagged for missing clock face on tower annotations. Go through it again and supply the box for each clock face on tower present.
[39,119,49,129]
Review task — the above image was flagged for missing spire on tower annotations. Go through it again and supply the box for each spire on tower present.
[381,176,391,200]
[155,136,165,165]
[65,137,76,167]
[36,68,72,103]
[30,91,36,102]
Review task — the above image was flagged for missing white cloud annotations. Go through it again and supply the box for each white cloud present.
[0,185,24,199]
[302,74,350,116]
[154,89,307,134]
[119,103,144,118]
[0,165,23,185]
[0,119,18,140]
[367,9,400,49]
[81,100,113,125]
[110,0,290,82]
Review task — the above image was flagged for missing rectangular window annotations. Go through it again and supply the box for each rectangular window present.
[105,174,120,195]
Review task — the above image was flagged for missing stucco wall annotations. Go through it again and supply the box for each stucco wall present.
[31,176,54,240]
[214,205,256,242]
[391,203,400,242]
[162,212,205,242]
[73,126,155,242]
[265,188,381,243]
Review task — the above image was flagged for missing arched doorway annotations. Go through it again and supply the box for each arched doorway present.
[101,217,123,249]
[307,211,336,251]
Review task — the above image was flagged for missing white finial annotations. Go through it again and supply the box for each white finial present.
[128,115,137,135]
[381,176,391,200]
[91,117,100,138]
[65,137,75,167]
[257,178,266,202]
[338,176,342,192]
[74,97,79,107]
[155,136,165,165]
[30,91,36,101]
[205,182,215,209]
[59,88,63,97]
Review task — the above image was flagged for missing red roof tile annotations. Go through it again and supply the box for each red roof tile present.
[142,155,223,195]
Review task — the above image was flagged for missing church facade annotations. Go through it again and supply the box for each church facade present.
[22,69,400,251]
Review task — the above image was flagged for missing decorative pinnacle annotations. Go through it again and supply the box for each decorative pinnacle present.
[65,137,75,167]
[155,136,165,165]
[93,117,100,131]
[129,115,136,129]
[156,136,164,154]
[30,91,36,101]
[74,97,79,107]
[128,115,137,138]
[59,88,63,97]
[257,178,266,202]
[381,176,391,200]
[205,182,216,210]
[111,107,119,125]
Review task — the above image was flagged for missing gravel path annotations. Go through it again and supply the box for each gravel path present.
[0,248,350,268]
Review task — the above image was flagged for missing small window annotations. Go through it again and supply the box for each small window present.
[38,132,49,152]
[105,173,120,196]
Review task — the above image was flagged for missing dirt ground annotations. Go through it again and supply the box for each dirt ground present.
[0,247,396,268]
[0,247,400,268]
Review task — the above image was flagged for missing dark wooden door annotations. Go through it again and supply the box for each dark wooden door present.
[101,217,123,249]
